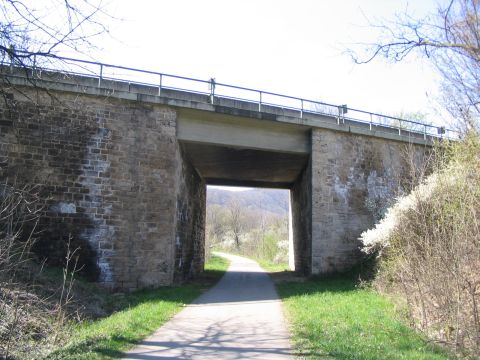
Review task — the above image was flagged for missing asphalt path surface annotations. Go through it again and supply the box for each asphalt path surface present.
[124,252,292,359]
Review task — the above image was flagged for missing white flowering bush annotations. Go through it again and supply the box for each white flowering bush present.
[360,134,480,357]
[360,174,439,254]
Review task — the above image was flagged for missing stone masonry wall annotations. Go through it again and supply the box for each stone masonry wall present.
[0,89,182,289]
[310,128,428,273]
[0,83,431,287]
[0,93,101,279]
[174,144,206,282]
[290,157,312,275]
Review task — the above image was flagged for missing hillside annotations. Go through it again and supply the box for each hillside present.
[206,187,289,216]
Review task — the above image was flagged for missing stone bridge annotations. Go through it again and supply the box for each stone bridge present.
[0,64,433,290]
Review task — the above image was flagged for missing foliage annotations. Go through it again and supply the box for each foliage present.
[227,199,244,249]
[0,0,109,62]
[350,0,480,131]
[240,223,289,266]
[206,189,289,268]
[0,0,112,107]
[384,111,432,135]
[276,275,451,359]
[0,182,83,359]
[209,206,289,268]
[0,182,42,359]
[359,134,480,357]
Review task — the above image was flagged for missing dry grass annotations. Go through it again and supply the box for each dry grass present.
[0,182,93,359]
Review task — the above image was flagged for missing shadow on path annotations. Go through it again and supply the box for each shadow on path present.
[124,253,293,359]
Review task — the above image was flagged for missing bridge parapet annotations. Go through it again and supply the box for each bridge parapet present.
[2,53,458,143]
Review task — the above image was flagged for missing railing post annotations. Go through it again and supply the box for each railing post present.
[98,64,103,88]
[369,113,372,131]
[9,50,13,74]
[398,120,401,136]
[337,104,347,125]
[259,91,262,112]
[158,74,162,96]
[209,77,216,104]
[300,99,303,119]
[424,124,427,140]
[32,54,36,77]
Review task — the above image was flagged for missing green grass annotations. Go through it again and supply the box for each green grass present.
[213,249,289,273]
[276,275,452,359]
[253,257,289,273]
[46,255,229,359]
[204,254,229,273]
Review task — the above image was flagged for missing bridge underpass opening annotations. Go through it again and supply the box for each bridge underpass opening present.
[206,185,293,271]
[177,140,313,279]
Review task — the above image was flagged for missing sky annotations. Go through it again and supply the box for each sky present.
[88,0,445,123]
[51,0,447,192]
[77,0,446,192]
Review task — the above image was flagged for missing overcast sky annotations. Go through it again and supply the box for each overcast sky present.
[84,0,445,124]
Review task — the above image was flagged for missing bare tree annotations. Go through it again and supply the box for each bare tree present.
[349,0,480,131]
[1,0,110,64]
[0,0,112,104]
[205,204,227,259]
[227,199,245,249]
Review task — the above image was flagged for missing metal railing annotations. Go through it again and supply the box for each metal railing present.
[4,52,459,140]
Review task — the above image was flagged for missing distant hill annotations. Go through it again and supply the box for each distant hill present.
[207,187,289,216]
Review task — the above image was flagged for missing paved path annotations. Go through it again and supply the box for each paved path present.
[124,252,292,359]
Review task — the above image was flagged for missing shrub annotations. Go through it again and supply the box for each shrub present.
[359,133,480,357]
[0,182,80,359]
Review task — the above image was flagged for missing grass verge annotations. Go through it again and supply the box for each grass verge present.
[276,275,452,359]
[46,255,229,359]
[252,257,289,273]
[212,249,288,273]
